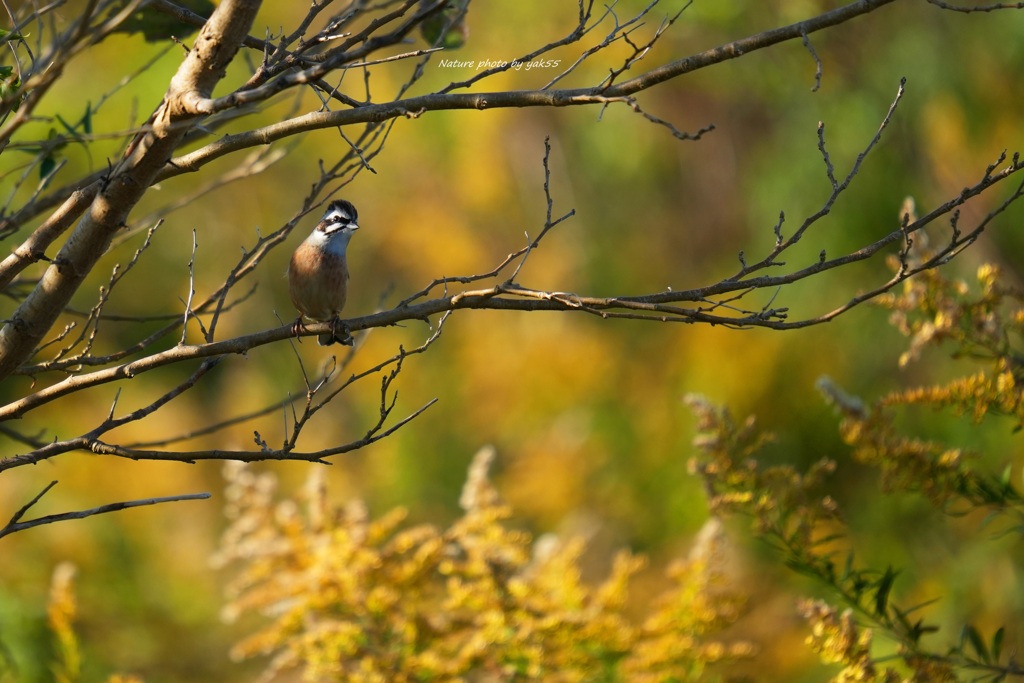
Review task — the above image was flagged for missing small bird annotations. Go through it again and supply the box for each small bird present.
[288,199,360,346]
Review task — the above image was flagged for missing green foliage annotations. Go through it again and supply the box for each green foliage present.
[0,64,18,102]
[689,261,1024,682]
[837,261,1024,519]
[0,27,23,105]
[112,0,214,43]
[7,103,94,181]
[420,0,470,50]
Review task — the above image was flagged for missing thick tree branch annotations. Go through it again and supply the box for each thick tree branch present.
[0,0,263,380]
[0,188,96,288]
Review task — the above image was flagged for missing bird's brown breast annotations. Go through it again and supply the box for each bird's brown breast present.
[288,245,349,321]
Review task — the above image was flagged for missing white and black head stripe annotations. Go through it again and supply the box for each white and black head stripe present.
[323,199,357,224]
[316,199,359,235]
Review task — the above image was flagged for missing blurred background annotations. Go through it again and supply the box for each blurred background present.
[1,1,1023,680]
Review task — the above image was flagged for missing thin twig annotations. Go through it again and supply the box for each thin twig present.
[925,0,1024,10]
[180,228,198,345]
[0,487,211,539]
[801,31,823,92]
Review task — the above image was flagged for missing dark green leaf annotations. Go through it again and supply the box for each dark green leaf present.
[55,113,79,138]
[39,154,56,179]
[908,618,939,642]
[850,573,870,601]
[891,604,911,632]
[115,0,214,42]
[420,0,470,49]
[809,532,845,547]
[898,597,941,617]
[841,551,855,581]
[0,28,24,42]
[0,74,17,99]
[961,624,990,663]
[874,566,897,617]
[992,626,1005,661]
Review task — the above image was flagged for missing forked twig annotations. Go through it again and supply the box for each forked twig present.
[0,480,210,539]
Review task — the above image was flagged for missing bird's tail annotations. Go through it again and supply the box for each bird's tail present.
[318,323,354,346]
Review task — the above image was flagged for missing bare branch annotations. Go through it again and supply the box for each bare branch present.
[608,96,715,141]
[0,483,210,539]
[180,229,199,345]
[45,220,162,367]
[801,31,824,92]
[1,0,1021,491]
[149,0,899,181]
[0,187,95,286]
[0,0,263,379]
[925,0,1024,10]
[728,77,908,281]
[0,0,148,145]
[5,479,57,527]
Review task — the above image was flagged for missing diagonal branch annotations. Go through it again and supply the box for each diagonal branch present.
[0,0,903,238]
[2,138,1020,430]
[155,0,901,180]
[0,481,210,539]
[0,0,263,381]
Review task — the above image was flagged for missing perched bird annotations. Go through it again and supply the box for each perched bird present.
[288,200,360,346]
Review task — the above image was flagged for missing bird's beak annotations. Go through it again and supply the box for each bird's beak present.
[320,220,358,235]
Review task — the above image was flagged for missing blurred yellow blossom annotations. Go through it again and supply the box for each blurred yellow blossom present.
[214,447,754,682]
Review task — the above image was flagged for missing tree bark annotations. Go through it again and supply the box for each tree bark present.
[0,0,263,381]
